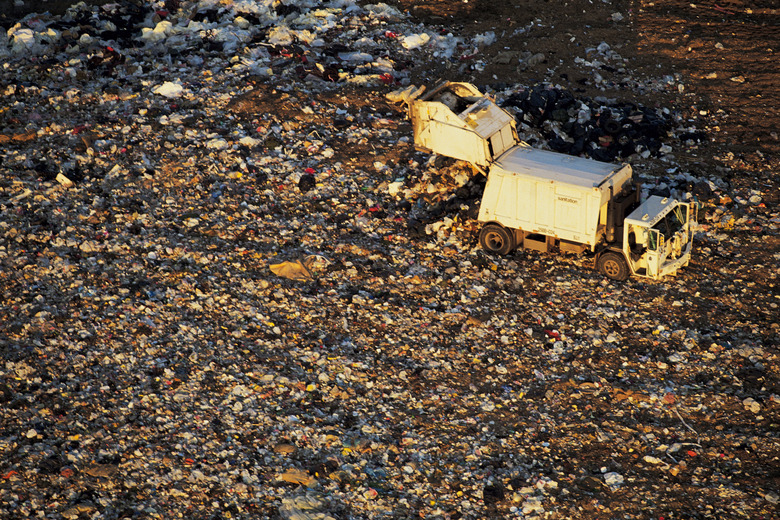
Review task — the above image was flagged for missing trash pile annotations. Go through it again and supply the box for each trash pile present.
[1,1,778,519]
[501,84,675,163]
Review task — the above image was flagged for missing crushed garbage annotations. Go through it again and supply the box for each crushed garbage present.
[0,1,777,519]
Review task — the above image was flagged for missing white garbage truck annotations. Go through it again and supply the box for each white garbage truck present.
[389,81,695,281]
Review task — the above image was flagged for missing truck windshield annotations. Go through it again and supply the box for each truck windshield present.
[652,205,687,239]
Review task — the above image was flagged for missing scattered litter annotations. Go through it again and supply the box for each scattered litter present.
[152,81,186,98]
[270,259,315,281]
[0,2,776,520]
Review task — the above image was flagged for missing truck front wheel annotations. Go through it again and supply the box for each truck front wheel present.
[597,252,630,281]
[479,224,515,256]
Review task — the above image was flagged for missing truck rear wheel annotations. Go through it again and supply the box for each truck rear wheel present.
[479,224,515,256]
[597,252,630,281]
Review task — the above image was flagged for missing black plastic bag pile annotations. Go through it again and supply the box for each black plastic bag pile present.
[502,85,673,162]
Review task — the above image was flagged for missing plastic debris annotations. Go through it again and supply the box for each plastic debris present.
[270,259,315,281]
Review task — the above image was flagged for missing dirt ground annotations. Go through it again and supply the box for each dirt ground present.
[383,0,780,288]
[391,0,779,174]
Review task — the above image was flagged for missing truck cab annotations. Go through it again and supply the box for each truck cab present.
[618,196,694,279]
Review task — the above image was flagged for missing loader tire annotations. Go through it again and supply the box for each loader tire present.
[479,224,515,256]
[597,252,629,281]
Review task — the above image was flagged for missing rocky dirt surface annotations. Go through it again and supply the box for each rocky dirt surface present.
[1,1,778,519]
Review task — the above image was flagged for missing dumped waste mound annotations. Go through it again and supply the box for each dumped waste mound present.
[502,83,675,162]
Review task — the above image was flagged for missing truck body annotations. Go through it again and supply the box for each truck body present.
[392,81,695,281]
[479,145,634,251]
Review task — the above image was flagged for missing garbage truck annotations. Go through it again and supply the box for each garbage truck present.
[388,81,695,281]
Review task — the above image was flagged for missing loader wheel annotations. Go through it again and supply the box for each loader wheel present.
[597,252,629,281]
[479,224,515,256]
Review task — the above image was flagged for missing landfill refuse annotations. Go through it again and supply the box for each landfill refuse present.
[270,259,315,281]
[0,1,777,520]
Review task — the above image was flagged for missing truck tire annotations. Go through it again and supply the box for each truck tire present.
[597,252,630,281]
[479,224,515,256]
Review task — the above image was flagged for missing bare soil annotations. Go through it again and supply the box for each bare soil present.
[390,0,779,179]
